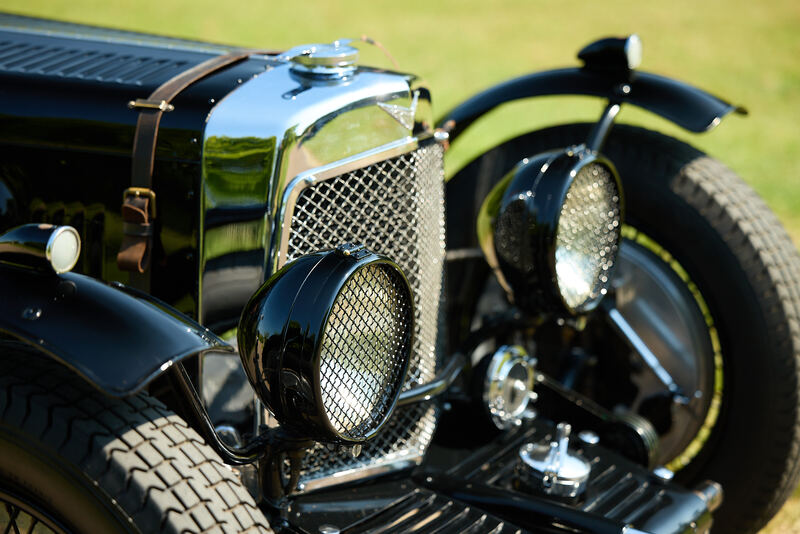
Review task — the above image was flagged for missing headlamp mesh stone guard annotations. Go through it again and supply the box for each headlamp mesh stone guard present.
[555,162,621,311]
[319,263,413,441]
[284,144,445,489]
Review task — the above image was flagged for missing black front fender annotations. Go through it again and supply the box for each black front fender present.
[0,265,231,397]
[437,67,746,142]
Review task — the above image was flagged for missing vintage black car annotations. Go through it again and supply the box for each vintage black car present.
[1,13,799,534]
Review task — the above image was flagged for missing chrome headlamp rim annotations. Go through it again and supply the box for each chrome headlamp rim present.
[237,246,414,444]
[45,225,81,274]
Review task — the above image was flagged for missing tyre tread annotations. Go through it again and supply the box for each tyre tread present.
[671,154,800,532]
[590,124,800,532]
[0,350,273,534]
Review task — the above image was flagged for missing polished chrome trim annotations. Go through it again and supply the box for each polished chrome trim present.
[199,61,443,491]
[0,224,81,274]
[45,226,81,274]
[127,98,175,112]
[694,480,723,513]
[652,466,675,481]
[277,134,444,493]
[577,430,600,446]
[275,135,434,270]
[603,302,682,395]
[445,248,484,262]
[518,422,591,499]
[377,90,418,130]
[199,61,428,324]
[283,40,359,79]
[296,456,421,494]
[586,103,621,152]
[397,353,465,405]
[483,345,537,429]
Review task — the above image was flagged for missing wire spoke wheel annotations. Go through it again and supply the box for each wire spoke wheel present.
[613,226,722,469]
[0,491,67,534]
[446,122,800,533]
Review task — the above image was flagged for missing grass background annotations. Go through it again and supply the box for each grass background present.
[3,0,799,530]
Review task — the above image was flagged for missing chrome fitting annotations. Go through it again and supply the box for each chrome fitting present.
[483,345,537,430]
[694,480,723,513]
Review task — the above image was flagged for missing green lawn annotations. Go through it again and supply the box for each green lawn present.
[5,0,799,247]
[4,1,799,530]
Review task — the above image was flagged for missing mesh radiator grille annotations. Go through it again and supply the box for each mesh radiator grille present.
[284,144,445,487]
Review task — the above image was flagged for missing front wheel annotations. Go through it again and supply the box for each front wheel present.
[446,123,800,533]
[0,346,273,533]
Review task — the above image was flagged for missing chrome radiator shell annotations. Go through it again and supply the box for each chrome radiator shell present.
[199,61,433,328]
[199,62,445,491]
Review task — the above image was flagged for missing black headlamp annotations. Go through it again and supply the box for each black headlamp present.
[479,148,624,316]
[238,244,414,443]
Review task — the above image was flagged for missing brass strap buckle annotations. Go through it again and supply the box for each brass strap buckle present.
[122,187,157,218]
[127,98,175,112]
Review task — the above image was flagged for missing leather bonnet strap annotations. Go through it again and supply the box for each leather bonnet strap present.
[117,50,255,277]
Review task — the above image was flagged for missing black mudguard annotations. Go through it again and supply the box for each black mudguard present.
[437,67,746,142]
[0,264,231,396]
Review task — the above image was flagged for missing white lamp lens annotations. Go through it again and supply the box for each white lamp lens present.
[49,227,81,274]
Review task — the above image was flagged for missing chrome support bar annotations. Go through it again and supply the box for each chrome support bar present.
[694,480,724,513]
[586,102,621,152]
[397,352,465,405]
[603,302,683,396]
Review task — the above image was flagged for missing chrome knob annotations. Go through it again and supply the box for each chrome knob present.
[517,422,591,499]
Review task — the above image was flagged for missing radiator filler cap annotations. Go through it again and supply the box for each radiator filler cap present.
[284,40,358,78]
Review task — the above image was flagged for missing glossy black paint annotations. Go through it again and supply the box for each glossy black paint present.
[0,178,15,229]
[168,361,266,465]
[237,248,413,443]
[434,419,712,533]
[577,36,634,74]
[416,474,624,534]
[0,18,725,532]
[166,361,312,468]
[482,149,623,316]
[437,67,746,142]
[0,17,270,317]
[0,223,74,273]
[281,417,712,534]
[0,263,230,396]
[287,483,528,534]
